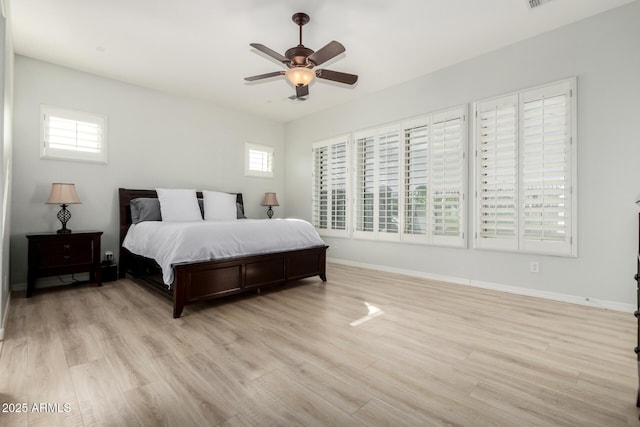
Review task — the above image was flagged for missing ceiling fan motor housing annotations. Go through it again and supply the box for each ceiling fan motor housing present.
[285,46,315,67]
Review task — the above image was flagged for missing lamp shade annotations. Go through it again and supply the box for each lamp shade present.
[46,183,81,204]
[261,192,279,207]
[285,67,315,86]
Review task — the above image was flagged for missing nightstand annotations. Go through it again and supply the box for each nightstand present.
[26,231,103,298]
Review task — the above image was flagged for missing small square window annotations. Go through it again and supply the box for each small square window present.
[245,142,274,178]
[41,105,107,163]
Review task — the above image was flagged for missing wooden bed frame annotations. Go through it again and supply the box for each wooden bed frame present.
[118,188,328,318]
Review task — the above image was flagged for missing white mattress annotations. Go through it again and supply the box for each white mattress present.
[122,219,326,285]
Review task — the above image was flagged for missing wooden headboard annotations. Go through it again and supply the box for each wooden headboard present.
[118,188,245,248]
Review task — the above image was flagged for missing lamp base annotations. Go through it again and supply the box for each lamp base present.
[267,206,274,219]
[56,204,72,234]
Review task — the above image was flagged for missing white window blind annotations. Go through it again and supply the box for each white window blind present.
[404,118,430,238]
[312,136,349,237]
[476,96,518,251]
[520,83,573,254]
[350,109,466,246]
[378,129,401,236]
[474,78,576,256]
[354,126,402,241]
[402,107,467,247]
[330,142,348,231]
[41,105,107,163]
[355,134,375,234]
[245,143,274,177]
[431,111,465,243]
[312,145,329,230]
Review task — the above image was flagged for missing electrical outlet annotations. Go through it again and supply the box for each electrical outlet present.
[530,261,539,273]
[105,251,114,262]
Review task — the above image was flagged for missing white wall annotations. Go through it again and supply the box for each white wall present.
[0,0,13,340]
[11,56,284,286]
[284,2,640,307]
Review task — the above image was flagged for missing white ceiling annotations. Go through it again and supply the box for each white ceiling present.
[10,0,635,123]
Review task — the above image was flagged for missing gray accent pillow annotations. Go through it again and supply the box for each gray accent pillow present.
[237,202,246,219]
[198,199,205,218]
[131,198,162,223]
[132,196,244,223]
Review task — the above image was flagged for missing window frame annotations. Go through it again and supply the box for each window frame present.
[244,142,274,178]
[472,77,577,257]
[40,104,108,164]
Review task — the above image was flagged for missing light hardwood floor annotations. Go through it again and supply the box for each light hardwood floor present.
[0,263,638,426]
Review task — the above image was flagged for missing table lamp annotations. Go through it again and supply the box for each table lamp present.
[46,183,81,233]
[261,192,279,219]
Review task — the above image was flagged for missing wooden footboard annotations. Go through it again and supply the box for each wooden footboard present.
[172,246,327,318]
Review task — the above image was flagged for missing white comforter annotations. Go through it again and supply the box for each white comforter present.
[123,219,326,285]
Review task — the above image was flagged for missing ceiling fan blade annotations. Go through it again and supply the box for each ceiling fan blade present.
[296,85,309,98]
[250,43,290,63]
[316,69,358,85]
[244,71,285,82]
[308,41,345,66]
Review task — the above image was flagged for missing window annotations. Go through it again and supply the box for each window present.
[312,136,349,237]
[353,125,402,240]
[245,143,274,177]
[351,106,467,246]
[404,108,467,247]
[474,78,576,256]
[310,107,467,247]
[41,105,107,163]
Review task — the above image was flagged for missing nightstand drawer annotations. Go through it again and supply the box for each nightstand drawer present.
[36,239,93,255]
[38,252,93,268]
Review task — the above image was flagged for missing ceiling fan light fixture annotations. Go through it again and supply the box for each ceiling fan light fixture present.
[285,67,315,86]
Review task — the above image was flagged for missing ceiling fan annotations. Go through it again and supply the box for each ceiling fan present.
[245,12,358,100]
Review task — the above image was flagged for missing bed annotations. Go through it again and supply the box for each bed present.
[118,188,328,318]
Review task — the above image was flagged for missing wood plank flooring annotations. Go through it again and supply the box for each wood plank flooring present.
[0,262,637,426]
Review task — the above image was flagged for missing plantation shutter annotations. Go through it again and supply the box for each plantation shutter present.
[476,95,518,251]
[354,132,376,235]
[520,81,573,254]
[404,117,430,238]
[248,149,273,174]
[312,145,329,230]
[41,106,107,163]
[377,126,401,237]
[331,142,348,231]
[402,107,466,247]
[474,78,576,256]
[312,136,350,237]
[431,109,465,245]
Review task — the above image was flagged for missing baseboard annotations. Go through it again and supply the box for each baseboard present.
[328,257,635,313]
[0,290,10,341]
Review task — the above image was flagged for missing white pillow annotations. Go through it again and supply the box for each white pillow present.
[156,188,202,222]
[203,190,237,221]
